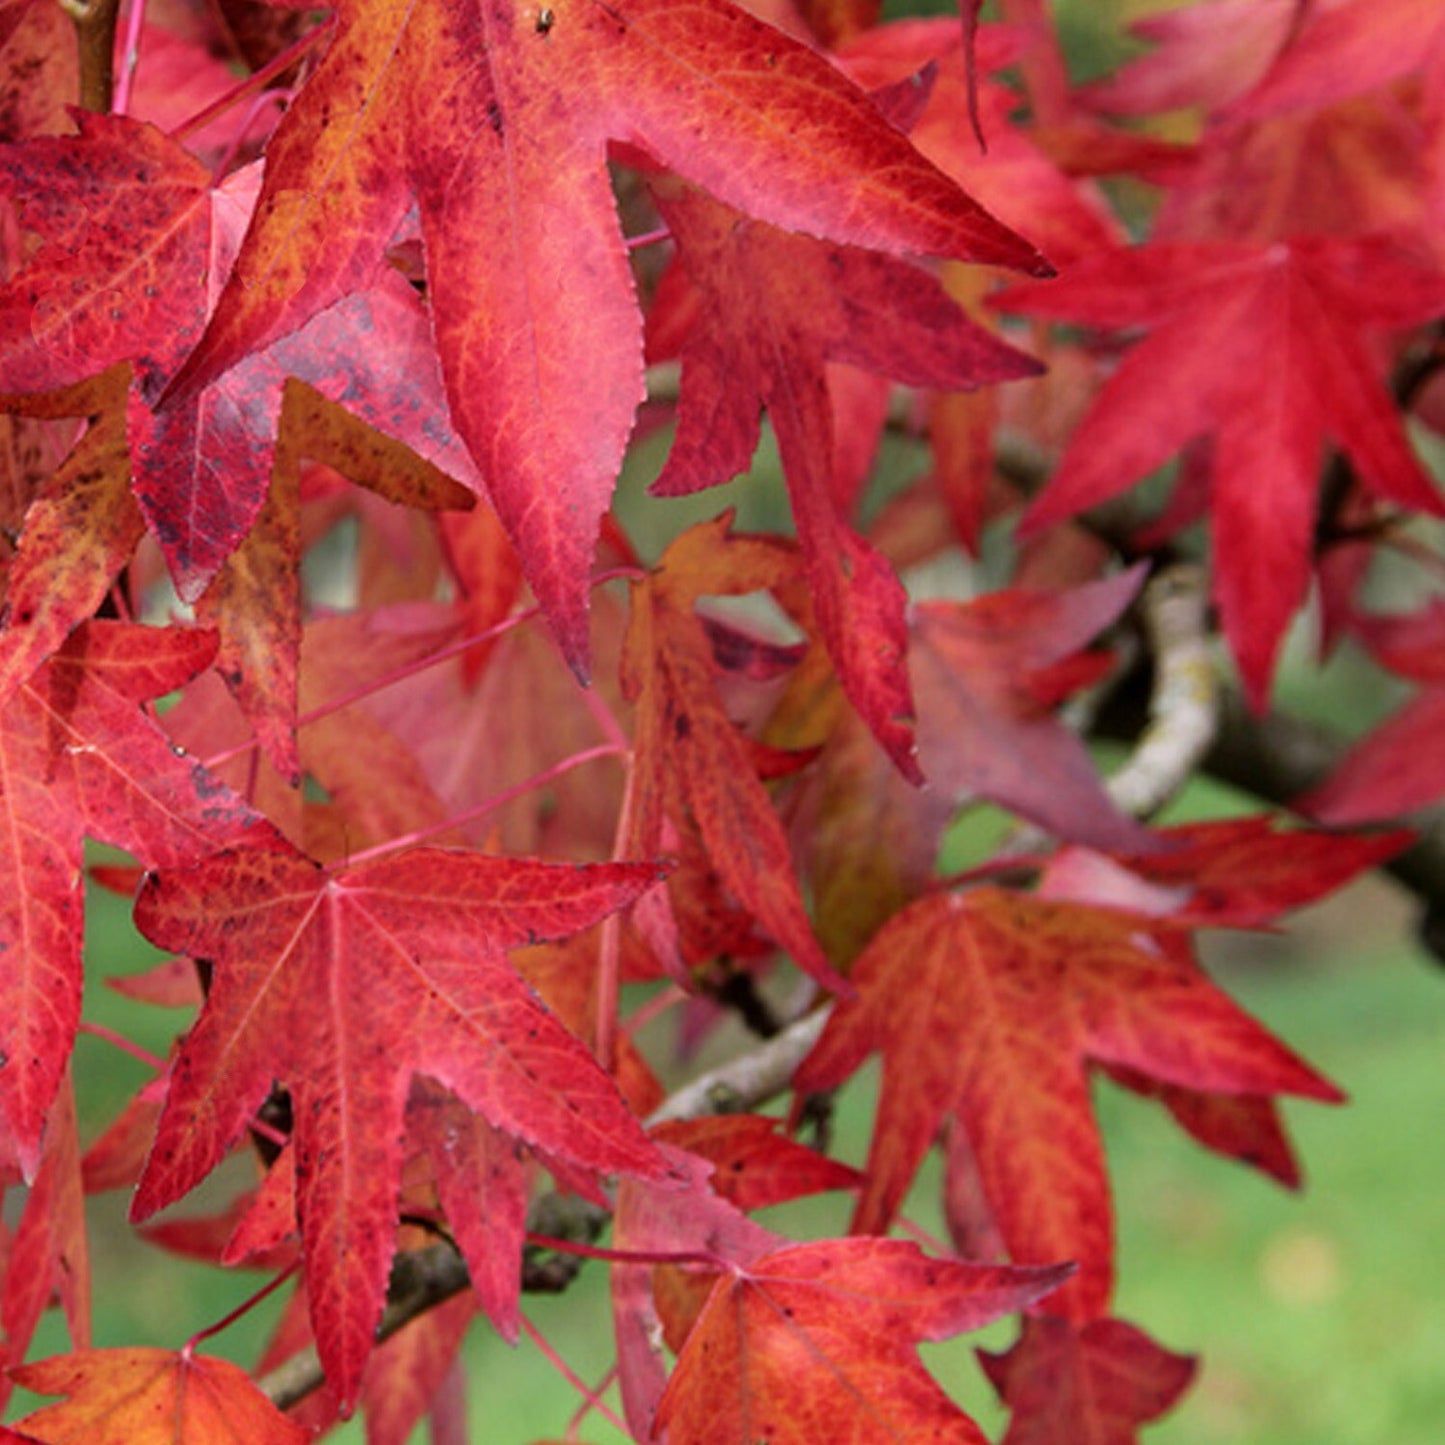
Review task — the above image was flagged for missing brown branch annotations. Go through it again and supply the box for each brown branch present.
[1202,690,1445,922]
[257,1009,831,1410]
[58,0,119,112]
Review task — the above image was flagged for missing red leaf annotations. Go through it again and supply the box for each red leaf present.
[647,173,1039,778]
[979,1314,1196,1445]
[165,0,1046,673]
[1107,816,1411,926]
[5,1348,309,1445]
[655,1239,1072,1445]
[131,842,672,1407]
[0,623,274,1174]
[651,1114,861,1212]
[1232,0,1445,121]
[796,888,1342,1319]
[911,567,1155,851]
[999,238,1445,704]
[1,1075,88,1408]
[622,517,848,994]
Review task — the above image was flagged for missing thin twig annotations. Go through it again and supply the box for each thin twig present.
[256,1006,831,1410]
[646,1008,831,1125]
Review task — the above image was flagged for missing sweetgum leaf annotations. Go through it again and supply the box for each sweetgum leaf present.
[910,568,1155,851]
[646,172,1040,779]
[979,1314,1197,1445]
[0,622,275,1176]
[0,115,476,688]
[796,888,1342,1319]
[166,0,1047,673]
[998,238,1445,705]
[4,1348,309,1445]
[131,842,673,1406]
[622,517,847,994]
[654,1240,1072,1445]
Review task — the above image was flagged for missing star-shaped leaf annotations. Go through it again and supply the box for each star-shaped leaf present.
[796,888,1342,1319]
[3,1349,308,1445]
[131,842,673,1406]
[655,1240,1072,1445]
[165,0,1047,674]
[998,238,1445,703]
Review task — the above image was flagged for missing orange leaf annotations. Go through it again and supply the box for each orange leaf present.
[4,1348,308,1445]
[622,517,846,994]
[655,1239,1071,1445]
[796,888,1342,1319]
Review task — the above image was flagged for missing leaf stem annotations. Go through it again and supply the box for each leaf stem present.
[524,1232,725,1270]
[170,20,331,144]
[78,1020,166,1073]
[182,1263,298,1356]
[625,226,672,251]
[334,743,627,870]
[565,1362,620,1440]
[111,0,146,117]
[519,1314,630,1437]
